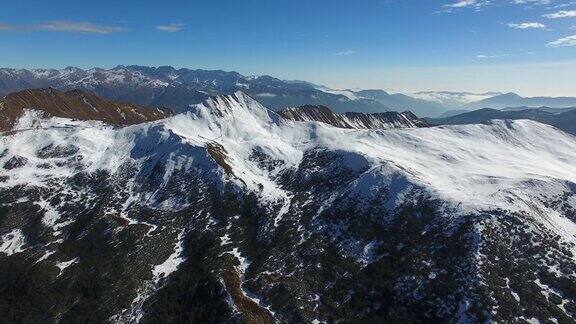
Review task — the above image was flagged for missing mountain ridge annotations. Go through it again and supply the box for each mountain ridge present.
[2,66,575,118]
[0,66,392,115]
[279,104,429,129]
[0,88,172,132]
[0,66,453,117]
[462,92,576,110]
[1,92,576,322]
[428,107,576,135]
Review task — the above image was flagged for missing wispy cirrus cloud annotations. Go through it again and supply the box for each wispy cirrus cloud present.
[0,21,128,34]
[547,34,576,46]
[551,1,576,9]
[155,23,185,33]
[513,0,551,5]
[442,0,490,11]
[544,10,576,18]
[508,22,547,29]
[442,0,552,12]
[334,50,355,56]
[36,21,128,34]
[476,53,508,58]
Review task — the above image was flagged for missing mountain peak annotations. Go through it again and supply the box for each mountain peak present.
[202,91,259,111]
[190,91,279,128]
[497,92,522,99]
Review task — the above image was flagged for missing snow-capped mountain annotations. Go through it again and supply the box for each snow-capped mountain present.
[0,66,394,115]
[1,91,576,323]
[279,105,429,129]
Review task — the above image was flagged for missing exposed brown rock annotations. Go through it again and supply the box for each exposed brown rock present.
[279,104,429,129]
[206,142,234,176]
[280,105,350,128]
[0,88,173,131]
[222,269,274,324]
[110,214,130,227]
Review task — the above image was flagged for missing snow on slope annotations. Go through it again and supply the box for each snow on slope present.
[0,229,27,256]
[324,120,576,208]
[2,91,576,242]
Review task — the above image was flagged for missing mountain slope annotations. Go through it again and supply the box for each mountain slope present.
[1,92,576,323]
[463,92,576,110]
[428,107,576,135]
[501,106,576,114]
[279,105,429,129]
[0,88,172,132]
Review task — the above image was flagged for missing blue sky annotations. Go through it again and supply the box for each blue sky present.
[1,0,575,96]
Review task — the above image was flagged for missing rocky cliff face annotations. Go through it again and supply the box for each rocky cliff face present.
[1,92,575,323]
[279,104,429,129]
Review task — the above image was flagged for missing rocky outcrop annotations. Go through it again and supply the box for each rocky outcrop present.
[279,105,429,129]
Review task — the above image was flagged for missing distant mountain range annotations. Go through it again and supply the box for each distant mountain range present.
[462,92,576,110]
[428,107,576,135]
[0,66,392,115]
[0,66,471,118]
[1,66,575,118]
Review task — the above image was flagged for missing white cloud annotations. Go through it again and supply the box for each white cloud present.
[36,21,128,34]
[334,50,355,56]
[446,0,479,7]
[443,0,551,12]
[551,1,576,9]
[547,34,576,46]
[508,22,547,29]
[476,54,507,58]
[155,23,185,33]
[544,10,576,18]
[443,0,490,10]
[513,0,551,5]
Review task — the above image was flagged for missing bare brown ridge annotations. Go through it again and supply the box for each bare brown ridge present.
[0,88,173,131]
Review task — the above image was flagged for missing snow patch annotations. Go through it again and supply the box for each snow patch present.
[0,229,27,256]
[152,230,185,284]
[56,257,79,275]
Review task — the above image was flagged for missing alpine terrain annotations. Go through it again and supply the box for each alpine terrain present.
[1,91,576,323]
[0,66,451,117]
